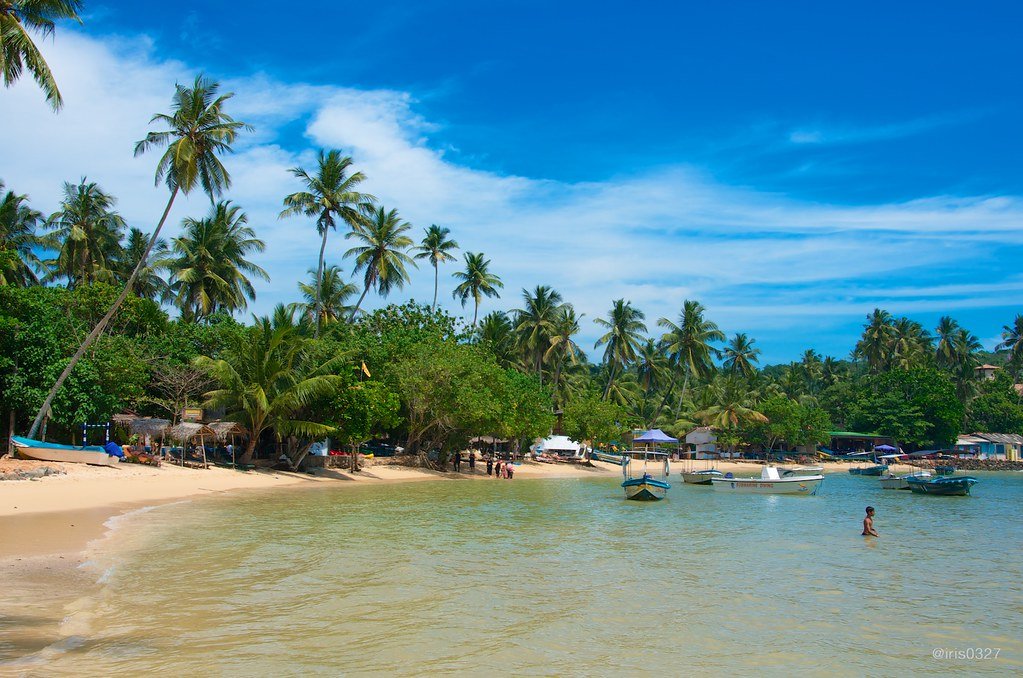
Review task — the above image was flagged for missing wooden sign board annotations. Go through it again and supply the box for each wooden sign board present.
[181,407,203,423]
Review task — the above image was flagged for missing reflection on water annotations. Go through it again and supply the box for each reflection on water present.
[10,473,1023,675]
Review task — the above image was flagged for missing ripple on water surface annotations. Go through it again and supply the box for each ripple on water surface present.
[22,473,1023,675]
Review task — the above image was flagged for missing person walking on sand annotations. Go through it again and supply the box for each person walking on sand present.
[468,450,476,472]
[506,462,514,480]
[486,455,494,476]
[862,506,879,537]
[452,451,461,472]
[495,460,502,478]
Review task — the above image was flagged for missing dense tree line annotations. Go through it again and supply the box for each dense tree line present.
[3,15,1023,458]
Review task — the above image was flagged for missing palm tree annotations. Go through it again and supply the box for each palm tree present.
[513,285,564,382]
[800,348,823,394]
[694,375,768,430]
[934,316,961,370]
[42,179,125,287]
[295,265,357,329]
[414,225,459,310]
[344,206,416,319]
[280,149,374,336]
[477,311,516,368]
[452,251,502,326]
[0,180,44,285]
[594,299,647,400]
[722,333,761,379]
[657,299,724,418]
[997,314,1023,376]
[890,317,932,369]
[195,316,345,464]
[30,75,250,438]
[167,201,268,322]
[855,308,895,373]
[1,0,82,110]
[116,227,170,303]
[544,306,584,404]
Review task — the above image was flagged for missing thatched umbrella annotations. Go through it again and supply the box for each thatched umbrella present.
[167,422,216,468]
[208,421,249,468]
[112,413,171,455]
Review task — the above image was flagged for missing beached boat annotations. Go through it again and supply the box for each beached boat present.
[681,469,723,485]
[849,464,888,476]
[10,435,120,467]
[906,474,978,496]
[879,470,932,490]
[710,466,823,495]
[621,451,671,501]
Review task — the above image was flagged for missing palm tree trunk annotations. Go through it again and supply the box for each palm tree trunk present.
[674,366,691,419]
[314,227,328,338]
[473,299,479,327]
[651,369,679,423]
[602,363,617,401]
[240,436,257,465]
[29,186,180,439]
[432,263,439,310]
[349,282,371,322]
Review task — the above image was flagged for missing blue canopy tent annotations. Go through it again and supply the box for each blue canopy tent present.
[633,429,679,444]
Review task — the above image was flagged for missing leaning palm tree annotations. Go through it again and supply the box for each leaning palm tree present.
[42,179,125,287]
[115,227,170,303]
[657,299,724,419]
[195,316,345,464]
[451,251,502,326]
[594,299,647,400]
[294,265,357,329]
[279,149,374,336]
[722,333,761,379]
[0,179,45,285]
[167,201,269,322]
[30,75,250,437]
[997,314,1023,376]
[344,206,416,320]
[1,0,82,110]
[513,285,564,382]
[414,225,459,310]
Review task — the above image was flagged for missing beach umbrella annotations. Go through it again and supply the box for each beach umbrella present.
[874,444,897,451]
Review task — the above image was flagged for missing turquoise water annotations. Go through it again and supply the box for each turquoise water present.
[11,472,1023,675]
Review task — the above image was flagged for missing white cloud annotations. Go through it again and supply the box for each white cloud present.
[1,30,1021,362]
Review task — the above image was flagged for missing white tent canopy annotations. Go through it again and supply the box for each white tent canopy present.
[532,435,581,454]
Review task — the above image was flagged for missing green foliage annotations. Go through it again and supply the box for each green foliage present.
[563,391,630,444]
[965,371,1023,434]
[848,368,963,449]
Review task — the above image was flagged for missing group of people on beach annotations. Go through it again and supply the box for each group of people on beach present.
[450,451,514,479]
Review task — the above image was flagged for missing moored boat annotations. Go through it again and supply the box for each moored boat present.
[780,465,824,477]
[10,435,121,467]
[621,451,671,501]
[710,466,823,495]
[849,464,888,476]
[681,469,723,485]
[879,470,931,490]
[906,474,977,496]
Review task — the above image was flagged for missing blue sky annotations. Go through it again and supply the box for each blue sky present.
[2,1,1021,363]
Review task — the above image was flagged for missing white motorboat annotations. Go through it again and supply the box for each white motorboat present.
[710,466,823,495]
[879,469,932,490]
[779,465,824,476]
[681,469,723,485]
[11,435,120,467]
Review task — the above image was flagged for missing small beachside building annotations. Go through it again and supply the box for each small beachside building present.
[954,433,1022,461]
[685,426,718,459]
[826,431,895,455]
[531,435,583,460]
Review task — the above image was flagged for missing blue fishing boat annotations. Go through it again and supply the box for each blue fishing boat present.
[10,435,121,466]
[849,464,888,476]
[621,450,671,501]
[905,474,978,496]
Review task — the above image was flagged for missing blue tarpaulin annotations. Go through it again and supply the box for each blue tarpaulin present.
[633,429,678,443]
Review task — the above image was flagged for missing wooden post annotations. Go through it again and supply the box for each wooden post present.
[200,433,208,469]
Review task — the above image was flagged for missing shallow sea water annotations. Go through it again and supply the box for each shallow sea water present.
[5,471,1022,676]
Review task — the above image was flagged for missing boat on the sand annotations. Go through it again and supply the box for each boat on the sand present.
[710,466,823,495]
[10,435,121,466]
[906,474,977,496]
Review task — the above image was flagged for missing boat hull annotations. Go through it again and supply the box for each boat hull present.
[711,475,823,495]
[879,476,909,490]
[849,465,888,476]
[906,476,977,496]
[681,470,722,485]
[622,477,670,501]
[11,436,119,467]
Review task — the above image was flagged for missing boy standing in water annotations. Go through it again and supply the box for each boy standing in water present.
[862,506,879,537]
